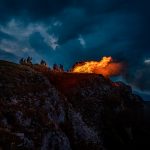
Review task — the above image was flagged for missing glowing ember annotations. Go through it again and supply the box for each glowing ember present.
[71,56,123,77]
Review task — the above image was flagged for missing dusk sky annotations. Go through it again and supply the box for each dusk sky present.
[0,0,150,100]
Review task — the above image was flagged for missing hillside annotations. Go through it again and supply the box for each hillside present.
[0,60,149,150]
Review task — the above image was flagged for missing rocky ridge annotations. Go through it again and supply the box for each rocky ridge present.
[0,60,146,150]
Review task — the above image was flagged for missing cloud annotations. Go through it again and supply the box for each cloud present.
[0,49,19,62]
[78,35,86,48]
[144,58,150,65]
[133,68,150,92]
[0,39,21,54]
[123,64,150,93]
[0,19,60,57]
[53,21,62,27]
[0,0,72,23]
[41,33,59,50]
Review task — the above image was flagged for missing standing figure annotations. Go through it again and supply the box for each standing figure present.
[27,56,32,64]
[59,64,64,72]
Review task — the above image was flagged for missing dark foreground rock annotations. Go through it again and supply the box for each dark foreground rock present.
[0,60,148,150]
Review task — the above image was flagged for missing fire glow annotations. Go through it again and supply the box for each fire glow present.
[71,56,123,77]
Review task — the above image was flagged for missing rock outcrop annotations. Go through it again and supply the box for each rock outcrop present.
[0,60,146,150]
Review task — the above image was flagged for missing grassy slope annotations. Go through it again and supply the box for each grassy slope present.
[0,60,50,98]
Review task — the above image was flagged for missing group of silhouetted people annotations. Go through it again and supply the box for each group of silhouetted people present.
[19,57,48,66]
[19,57,64,72]
[19,57,32,65]
[40,59,47,66]
[53,63,64,72]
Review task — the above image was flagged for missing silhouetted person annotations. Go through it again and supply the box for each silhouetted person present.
[40,60,44,65]
[40,60,47,67]
[27,56,32,64]
[23,59,27,64]
[53,64,59,71]
[19,58,24,64]
[59,64,64,72]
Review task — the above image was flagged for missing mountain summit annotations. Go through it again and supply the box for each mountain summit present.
[0,60,149,150]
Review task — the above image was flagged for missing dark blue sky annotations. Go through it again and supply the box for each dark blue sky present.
[0,0,150,100]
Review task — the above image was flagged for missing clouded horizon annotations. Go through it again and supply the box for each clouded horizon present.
[0,0,150,100]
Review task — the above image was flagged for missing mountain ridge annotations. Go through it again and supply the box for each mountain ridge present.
[0,60,149,150]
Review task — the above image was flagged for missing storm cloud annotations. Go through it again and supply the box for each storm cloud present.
[0,0,150,98]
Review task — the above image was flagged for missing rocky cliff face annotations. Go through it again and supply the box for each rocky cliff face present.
[0,60,146,150]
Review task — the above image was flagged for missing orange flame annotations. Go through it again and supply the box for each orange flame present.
[71,56,123,77]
